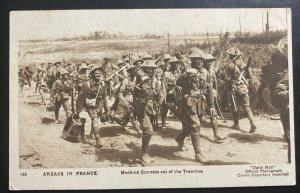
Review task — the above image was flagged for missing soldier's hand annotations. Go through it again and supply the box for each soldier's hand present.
[209,108,216,116]
[176,86,182,92]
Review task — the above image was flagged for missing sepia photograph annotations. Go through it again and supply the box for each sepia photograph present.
[9,8,295,190]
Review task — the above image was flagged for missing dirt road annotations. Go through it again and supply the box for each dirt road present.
[19,86,289,169]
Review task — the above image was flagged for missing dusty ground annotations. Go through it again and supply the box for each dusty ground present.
[19,85,289,169]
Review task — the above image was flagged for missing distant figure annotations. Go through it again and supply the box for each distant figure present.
[50,69,72,123]
[23,66,33,87]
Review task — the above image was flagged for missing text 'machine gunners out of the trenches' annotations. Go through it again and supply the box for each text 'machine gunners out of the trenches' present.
[18,36,291,164]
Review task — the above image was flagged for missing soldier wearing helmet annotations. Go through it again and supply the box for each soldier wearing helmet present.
[76,64,109,147]
[100,57,119,97]
[203,53,226,143]
[50,69,73,123]
[133,60,164,164]
[161,53,171,72]
[141,53,153,61]
[224,47,257,133]
[174,49,216,163]
[75,63,90,93]
[160,56,182,132]
[109,63,142,137]
[270,46,290,163]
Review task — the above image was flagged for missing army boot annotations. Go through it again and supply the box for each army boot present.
[141,135,155,165]
[175,136,187,151]
[244,107,257,133]
[161,107,168,133]
[94,134,103,148]
[191,132,207,163]
[210,117,226,143]
[175,125,189,151]
[231,112,240,130]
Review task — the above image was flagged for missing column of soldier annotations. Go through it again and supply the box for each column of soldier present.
[19,45,290,164]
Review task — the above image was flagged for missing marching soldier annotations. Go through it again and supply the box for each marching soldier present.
[35,63,46,93]
[50,69,73,123]
[161,56,181,132]
[101,57,119,97]
[224,47,257,133]
[175,49,215,162]
[76,63,90,92]
[203,53,226,143]
[161,53,171,72]
[18,68,25,90]
[53,62,62,79]
[111,61,142,136]
[270,49,290,163]
[46,62,56,90]
[76,64,109,148]
[133,60,164,164]
[38,69,48,105]
[23,66,33,87]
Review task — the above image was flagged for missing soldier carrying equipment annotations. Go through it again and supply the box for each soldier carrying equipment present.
[224,47,257,133]
[76,64,109,148]
[133,60,163,165]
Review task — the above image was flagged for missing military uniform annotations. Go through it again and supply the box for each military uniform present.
[269,47,290,163]
[175,49,215,162]
[23,67,33,87]
[272,69,290,163]
[203,54,226,143]
[75,63,90,93]
[76,64,109,148]
[35,64,46,92]
[133,60,163,164]
[101,58,119,97]
[38,71,48,104]
[176,67,214,162]
[18,69,25,89]
[50,72,72,122]
[112,73,142,136]
[224,47,257,133]
[47,63,56,90]
[161,57,181,131]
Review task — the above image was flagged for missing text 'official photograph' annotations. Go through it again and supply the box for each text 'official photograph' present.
[10,8,295,189]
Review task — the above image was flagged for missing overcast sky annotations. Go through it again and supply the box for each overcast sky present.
[11,8,289,40]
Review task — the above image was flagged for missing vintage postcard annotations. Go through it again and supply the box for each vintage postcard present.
[9,8,295,190]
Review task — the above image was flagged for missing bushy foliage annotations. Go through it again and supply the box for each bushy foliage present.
[231,30,287,44]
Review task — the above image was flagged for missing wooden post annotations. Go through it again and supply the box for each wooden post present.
[167,32,170,54]
[239,16,242,36]
[286,9,288,27]
[262,13,264,33]
[266,11,270,34]
[206,32,209,44]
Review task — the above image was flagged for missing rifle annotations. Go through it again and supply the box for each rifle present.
[71,80,75,114]
[238,57,252,81]
[231,87,238,112]
[107,63,131,81]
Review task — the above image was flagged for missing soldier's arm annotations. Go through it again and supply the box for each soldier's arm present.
[117,78,130,107]
[102,92,109,113]
[176,73,187,87]
[76,82,88,113]
[274,75,289,103]
[155,79,164,105]
[50,80,59,97]
[206,74,215,109]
